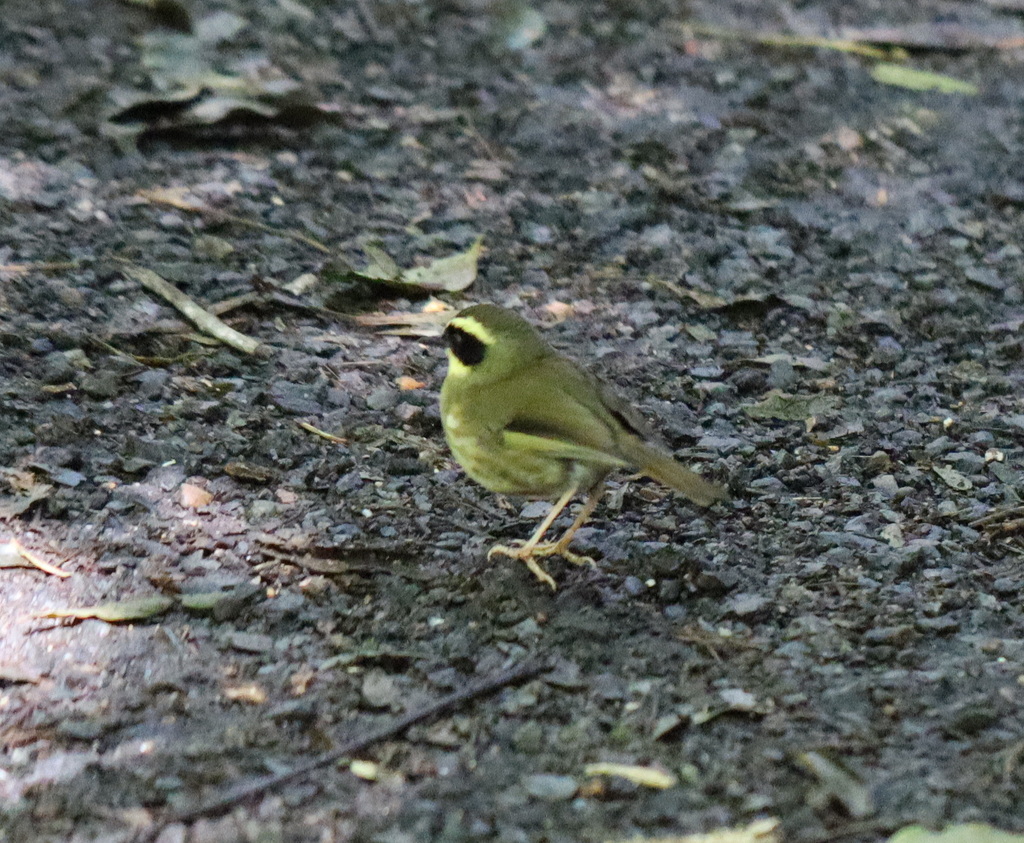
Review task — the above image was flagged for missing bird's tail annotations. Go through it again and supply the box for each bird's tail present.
[619,438,727,507]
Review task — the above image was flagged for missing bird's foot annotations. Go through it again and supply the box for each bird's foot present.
[488,540,596,589]
[532,542,596,569]
[488,542,557,590]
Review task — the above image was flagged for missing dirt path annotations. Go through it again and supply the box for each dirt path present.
[1,2,1022,841]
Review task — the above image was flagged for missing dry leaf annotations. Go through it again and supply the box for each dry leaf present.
[181,482,214,507]
[584,762,677,789]
[223,682,268,704]
[933,465,972,491]
[400,235,485,292]
[396,376,426,390]
[354,309,455,337]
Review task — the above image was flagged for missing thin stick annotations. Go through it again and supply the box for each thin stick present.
[163,659,546,824]
[3,538,72,578]
[120,263,271,358]
[297,421,348,445]
[0,261,81,274]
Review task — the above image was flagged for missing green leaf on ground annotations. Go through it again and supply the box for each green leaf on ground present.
[743,390,839,421]
[933,464,972,491]
[39,595,175,623]
[889,824,1024,843]
[179,591,231,612]
[871,63,978,95]
[343,236,484,293]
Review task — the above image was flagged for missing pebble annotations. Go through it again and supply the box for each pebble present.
[366,386,398,411]
[228,631,273,653]
[524,774,578,801]
[267,380,323,414]
[872,474,899,496]
[361,670,402,709]
[729,593,770,618]
[915,614,961,635]
[623,575,646,596]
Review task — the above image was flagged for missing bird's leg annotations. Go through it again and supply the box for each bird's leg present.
[533,482,604,567]
[488,485,578,590]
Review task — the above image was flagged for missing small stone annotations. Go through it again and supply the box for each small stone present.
[863,625,914,646]
[267,380,323,414]
[991,577,1018,596]
[41,351,77,384]
[623,576,646,596]
[872,474,899,496]
[366,387,398,411]
[512,721,545,754]
[57,718,106,741]
[227,632,273,653]
[523,773,577,801]
[944,705,998,736]
[194,234,235,260]
[80,371,122,399]
[720,688,757,710]
[361,670,402,709]
[944,451,985,473]
[915,614,960,635]
[766,358,796,390]
[511,617,541,638]
[521,500,552,518]
[967,431,995,448]
[728,593,770,618]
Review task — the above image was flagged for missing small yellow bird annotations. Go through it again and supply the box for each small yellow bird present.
[440,304,726,589]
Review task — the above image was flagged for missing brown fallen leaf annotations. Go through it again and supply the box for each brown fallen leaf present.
[181,482,214,508]
[354,309,455,337]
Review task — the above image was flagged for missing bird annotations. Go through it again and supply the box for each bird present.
[439,303,726,589]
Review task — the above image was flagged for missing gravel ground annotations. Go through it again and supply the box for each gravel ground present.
[1,1,1023,841]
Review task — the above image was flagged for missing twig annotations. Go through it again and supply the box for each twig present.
[158,659,546,827]
[297,421,348,444]
[676,21,896,59]
[120,263,271,358]
[970,505,1024,536]
[2,538,72,578]
[0,261,81,275]
[207,291,262,316]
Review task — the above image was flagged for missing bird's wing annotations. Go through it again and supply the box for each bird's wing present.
[494,355,630,458]
[500,430,629,469]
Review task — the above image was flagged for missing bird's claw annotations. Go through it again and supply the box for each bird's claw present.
[532,542,596,568]
[488,540,595,589]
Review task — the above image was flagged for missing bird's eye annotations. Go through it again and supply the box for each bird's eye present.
[444,325,487,366]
